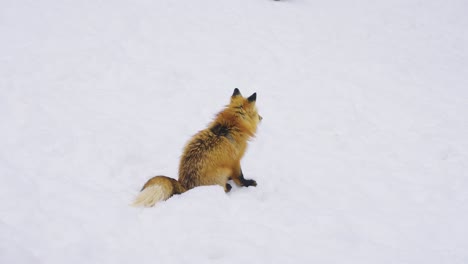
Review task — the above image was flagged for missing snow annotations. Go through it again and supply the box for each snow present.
[1,0,468,263]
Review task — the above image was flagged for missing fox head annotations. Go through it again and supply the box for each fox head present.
[228,88,262,134]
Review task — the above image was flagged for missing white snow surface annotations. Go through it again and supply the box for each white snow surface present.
[1,0,468,263]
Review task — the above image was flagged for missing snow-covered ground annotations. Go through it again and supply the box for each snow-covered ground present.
[1,0,467,263]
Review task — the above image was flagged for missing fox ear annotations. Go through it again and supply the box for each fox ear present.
[232,88,242,97]
[247,92,257,102]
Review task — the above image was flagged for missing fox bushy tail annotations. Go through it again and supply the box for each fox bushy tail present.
[132,176,186,207]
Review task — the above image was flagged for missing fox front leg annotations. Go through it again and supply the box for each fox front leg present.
[232,164,257,187]
[238,169,257,187]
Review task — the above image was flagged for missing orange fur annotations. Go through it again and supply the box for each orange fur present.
[132,89,261,207]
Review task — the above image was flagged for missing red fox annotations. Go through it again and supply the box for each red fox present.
[132,88,262,207]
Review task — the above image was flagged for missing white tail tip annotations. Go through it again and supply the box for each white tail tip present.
[132,185,170,207]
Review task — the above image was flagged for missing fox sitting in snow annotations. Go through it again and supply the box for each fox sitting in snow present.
[133,88,262,207]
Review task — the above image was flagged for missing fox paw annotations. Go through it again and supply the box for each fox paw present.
[243,179,257,187]
[225,183,232,192]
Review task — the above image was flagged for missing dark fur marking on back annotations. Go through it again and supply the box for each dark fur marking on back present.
[210,123,230,137]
